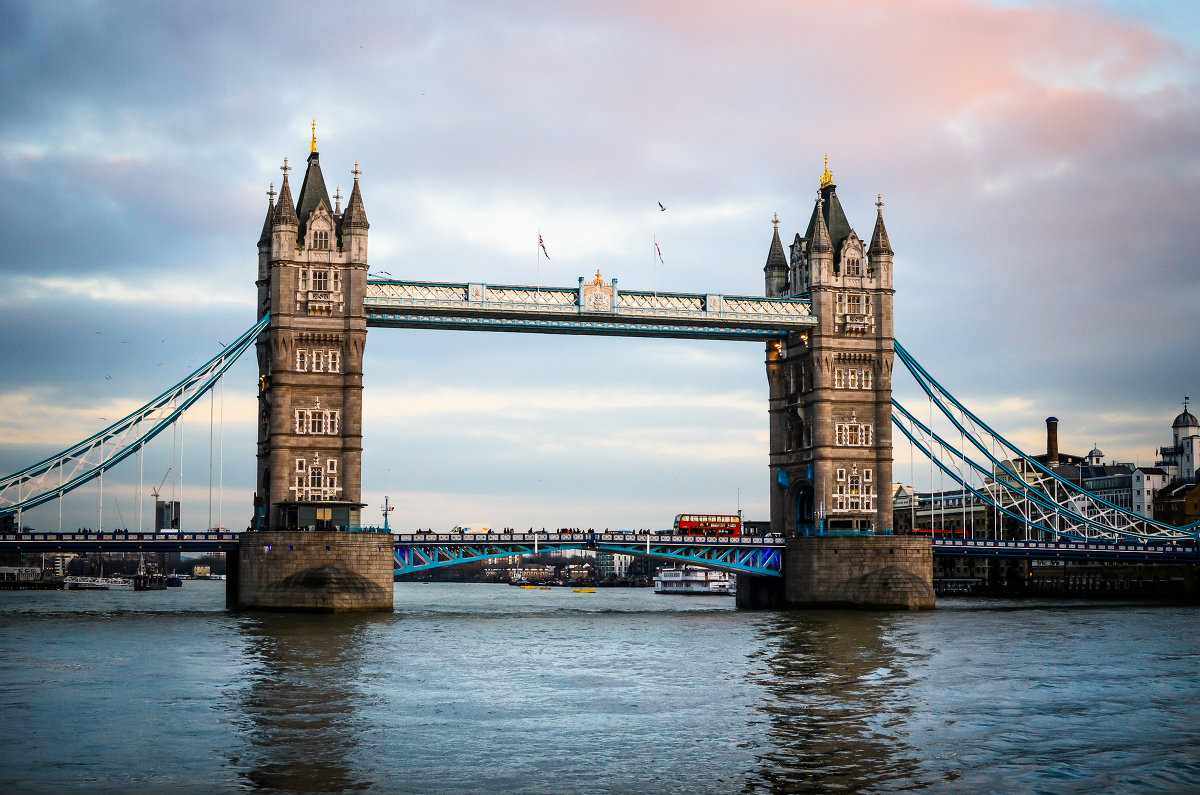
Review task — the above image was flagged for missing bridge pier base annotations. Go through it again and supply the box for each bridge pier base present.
[784,536,934,609]
[742,536,934,610]
[234,531,394,612]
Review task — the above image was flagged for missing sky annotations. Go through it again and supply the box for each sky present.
[1,0,1197,533]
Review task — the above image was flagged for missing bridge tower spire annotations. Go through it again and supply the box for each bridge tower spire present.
[253,139,369,536]
[767,162,895,537]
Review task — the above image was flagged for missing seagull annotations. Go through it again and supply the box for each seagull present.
[218,340,227,348]
[380,270,392,277]
[658,202,666,211]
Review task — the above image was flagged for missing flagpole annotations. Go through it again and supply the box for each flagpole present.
[653,234,658,300]
[536,228,541,299]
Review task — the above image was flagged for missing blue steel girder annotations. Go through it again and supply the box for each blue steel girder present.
[364,278,815,341]
[392,533,784,577]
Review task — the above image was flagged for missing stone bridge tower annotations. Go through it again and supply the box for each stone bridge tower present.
[253,131,370,533]
[764,160,895,537]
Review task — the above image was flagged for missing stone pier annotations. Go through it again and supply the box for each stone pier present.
[232,531,394,612]
[737,535,934,610]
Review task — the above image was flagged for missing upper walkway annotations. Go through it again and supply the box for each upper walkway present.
[364,277,816,340]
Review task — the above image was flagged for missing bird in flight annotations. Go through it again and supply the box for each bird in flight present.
[658,202,666,212]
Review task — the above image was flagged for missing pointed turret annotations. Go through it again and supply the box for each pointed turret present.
[341,162,369,263]
[342,163,369,230]
[258,183,276,248]
[869,194,893,257]
[273,161,298,228]
[764,212,789,297]
[810,192,832,255]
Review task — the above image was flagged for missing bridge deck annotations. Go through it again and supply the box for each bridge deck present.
[3,532,1194,564]
[364,278,816,339]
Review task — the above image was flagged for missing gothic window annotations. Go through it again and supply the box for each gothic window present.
[836,294,845,315]
[834,422,873,447]
[293,409,340,435]
[863,369,873,389]
[846,257,861,277]
[296,349,308,371]
[332,271,341,293]
[847,294,863,315]
[848,474,862,510]
[836,468,846,481]
[864,468,872,482]
[834,369,845,389]
[848,369,859,389]
[311,270,330,292]
[313,350,326,372]
[328,350,341,373]
[296,458,306,472]
[313,230,330,250]
[299,270,308,291]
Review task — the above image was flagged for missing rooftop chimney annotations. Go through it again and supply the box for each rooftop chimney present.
[1046,416,1059,467]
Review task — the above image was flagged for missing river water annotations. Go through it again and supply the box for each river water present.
[1,582,1198,793]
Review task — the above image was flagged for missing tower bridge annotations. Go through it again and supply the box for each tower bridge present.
[3,137,1197,611]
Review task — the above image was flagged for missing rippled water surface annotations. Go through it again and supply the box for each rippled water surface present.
[1,582,1198,792]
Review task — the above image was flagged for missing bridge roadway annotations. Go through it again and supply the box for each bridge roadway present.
[2,532,1197,568]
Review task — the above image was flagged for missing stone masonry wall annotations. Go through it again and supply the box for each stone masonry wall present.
[237,530,393,612]
[784,536,934,609]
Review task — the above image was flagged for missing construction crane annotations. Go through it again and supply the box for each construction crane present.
[150,468,172,501]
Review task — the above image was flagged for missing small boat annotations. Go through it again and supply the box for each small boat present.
[519,585,538,590]
[538,586,552,591]
[573,587,595,593]
[166,575,184,587]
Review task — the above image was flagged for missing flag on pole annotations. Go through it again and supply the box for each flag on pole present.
[539,234,550,260]
[654,239,663,264]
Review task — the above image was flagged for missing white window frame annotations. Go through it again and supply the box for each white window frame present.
[296,349,308,371]
[328,350,341,373]
[312,350,326,372]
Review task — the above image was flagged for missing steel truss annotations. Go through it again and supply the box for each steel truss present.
[364,278,816,339]
[392,532,783,577]
[893,342,1197,542]
[0,315,269,521]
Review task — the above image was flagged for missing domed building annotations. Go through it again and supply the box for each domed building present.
[1152,399,1200,525]
[1157,399,1200,484]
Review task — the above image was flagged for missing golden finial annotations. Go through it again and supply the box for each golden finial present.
[819,154,834,189]
[593,269,605,285]
[310,120,317,153]
[772,211,780,229]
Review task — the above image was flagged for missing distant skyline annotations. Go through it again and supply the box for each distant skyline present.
[1,0,1197,532]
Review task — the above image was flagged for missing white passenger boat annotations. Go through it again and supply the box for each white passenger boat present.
[653,565,736,595]
[63,576,134,590]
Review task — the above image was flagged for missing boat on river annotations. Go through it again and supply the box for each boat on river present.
[653,565,736,595]
[63,576,133,590]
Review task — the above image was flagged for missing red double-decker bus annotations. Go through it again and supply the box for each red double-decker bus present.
[673,514,742,536]
[910,527,968,539]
